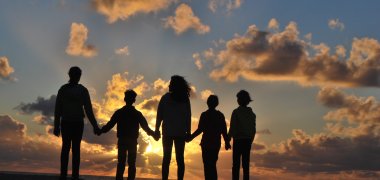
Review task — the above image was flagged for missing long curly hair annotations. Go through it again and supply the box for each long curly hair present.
[168,75,191,102]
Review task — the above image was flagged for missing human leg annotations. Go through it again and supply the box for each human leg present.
[71,121,84,179]
[127,141,137,180]
[174,137,185,180]
[232,139,243,180]
[162,136,174,180]
[242,139,252,180]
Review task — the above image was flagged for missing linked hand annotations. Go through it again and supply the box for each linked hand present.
[94,126,102,136]
[153,130,161,141]
[225,142,231,150]
[185,134,193,143]
[53,127,60,137]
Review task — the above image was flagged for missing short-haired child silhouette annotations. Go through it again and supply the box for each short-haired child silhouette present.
[100,90,156,180]
[187,95,231,180]
[228,90,256,180]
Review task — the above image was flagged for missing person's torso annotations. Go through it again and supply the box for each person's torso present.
[200,110,225,147]
[233,106,256,138]
[59,83,86,119]
[161,93,189,136]
[115,106,141,138]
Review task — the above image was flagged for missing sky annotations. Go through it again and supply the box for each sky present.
[1,0,380,179]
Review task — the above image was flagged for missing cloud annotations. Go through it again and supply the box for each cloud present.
[15,95,56,125]
[328,18,345,31]
[0,56,15,80]
[317,87,380,124]
[268,18,279,31]
[200,89,214,101]
[198,20,380,87]
[92,0,175,23]
[208,0,243,13]
[164,3,210,35]
[66,22,97,58]
[115,45,130,56]
[193,53,203,70]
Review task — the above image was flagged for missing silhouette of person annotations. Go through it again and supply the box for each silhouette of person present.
[54,66,101,180]
[228,90,256,180]
[99,89,156,180]
[187,95,231,180]
[154,75,192,180]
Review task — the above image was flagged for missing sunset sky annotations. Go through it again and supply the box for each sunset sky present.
[1,0,380,179]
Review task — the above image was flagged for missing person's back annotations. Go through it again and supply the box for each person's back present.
[100,90,154,180]
[199,109,226,148]
[229,106,256,139]
[228,90,256,180]
[58,83,87,119]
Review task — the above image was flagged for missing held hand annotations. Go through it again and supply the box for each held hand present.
[94,126,102,136]
[153,130,161,141]
[185,134,193,143]
[225,142,232,150]
[53,127,60,137]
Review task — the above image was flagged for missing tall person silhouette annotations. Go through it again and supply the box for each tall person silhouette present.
[154,75,192,180]
[54,66,100,180]
[228,90,256,180]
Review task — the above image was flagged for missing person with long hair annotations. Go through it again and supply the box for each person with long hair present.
[154,75,192,180]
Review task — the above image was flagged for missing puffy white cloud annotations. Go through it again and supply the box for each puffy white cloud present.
[192,53,203,70]
[115,45,130,56]
[92,0,175,23]
[0,56,15,80]
[66,23,97,58]
[164,4,210,35]
[208,0,243,13]
[200,89,214,101]
[328,18,345,31]
[197,19,380,87]
[268,18,279,31]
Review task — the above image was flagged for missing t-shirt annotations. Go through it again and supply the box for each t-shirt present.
[198,109,227,148]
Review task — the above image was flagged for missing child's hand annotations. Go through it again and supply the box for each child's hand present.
[185,134,193,142]
[153,130,161,141]
[225,142,231,150]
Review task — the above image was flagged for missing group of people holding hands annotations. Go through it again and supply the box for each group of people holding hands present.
[54,66,256,180]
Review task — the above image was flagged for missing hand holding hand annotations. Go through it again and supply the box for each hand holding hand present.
[94,126,102,136]
[185,134,193,143]
[53,127,60,137]
[225,142,231,150]
[153,130,161,141]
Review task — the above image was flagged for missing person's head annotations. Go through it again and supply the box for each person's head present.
[168,75,191,102]
[236,90,252,106]
[68,66,82,84]
[124,89,137,105]
[207,95,219,109]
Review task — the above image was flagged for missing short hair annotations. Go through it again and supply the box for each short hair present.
[68,66,82,82]
[236,90,252,106]
[207,95,219,109]
[124,89,137,103]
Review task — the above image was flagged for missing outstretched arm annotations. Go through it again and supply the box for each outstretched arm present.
[155,97,164,133]
[185,99,192,135]
[83,89,99,133]
[53,89,62,137]
[221,114,231,150]
[188,113,204,142]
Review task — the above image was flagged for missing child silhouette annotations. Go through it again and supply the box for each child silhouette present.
[187,95,231,180]
[99,90,156,180]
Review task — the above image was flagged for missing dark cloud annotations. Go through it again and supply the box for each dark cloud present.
[15,95,56,125]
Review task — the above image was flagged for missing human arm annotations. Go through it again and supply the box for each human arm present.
[138,112,155,137]
[228,110,237,139]
[83,88,100,134]
[221,113,231,150]
[101,111,118,134]
[185,98,192,135]
[53,89,62,137]
[154,96,164,140]
[187,113,204,142]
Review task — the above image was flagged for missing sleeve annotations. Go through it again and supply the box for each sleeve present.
[185,98,192,134]
[138,112,154,136]
[101,111,118,133]
[83,88,98,129]
[54,88,63,129]
[228,110,237,138]
[220,112,229,142]
[155,95,165,132]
